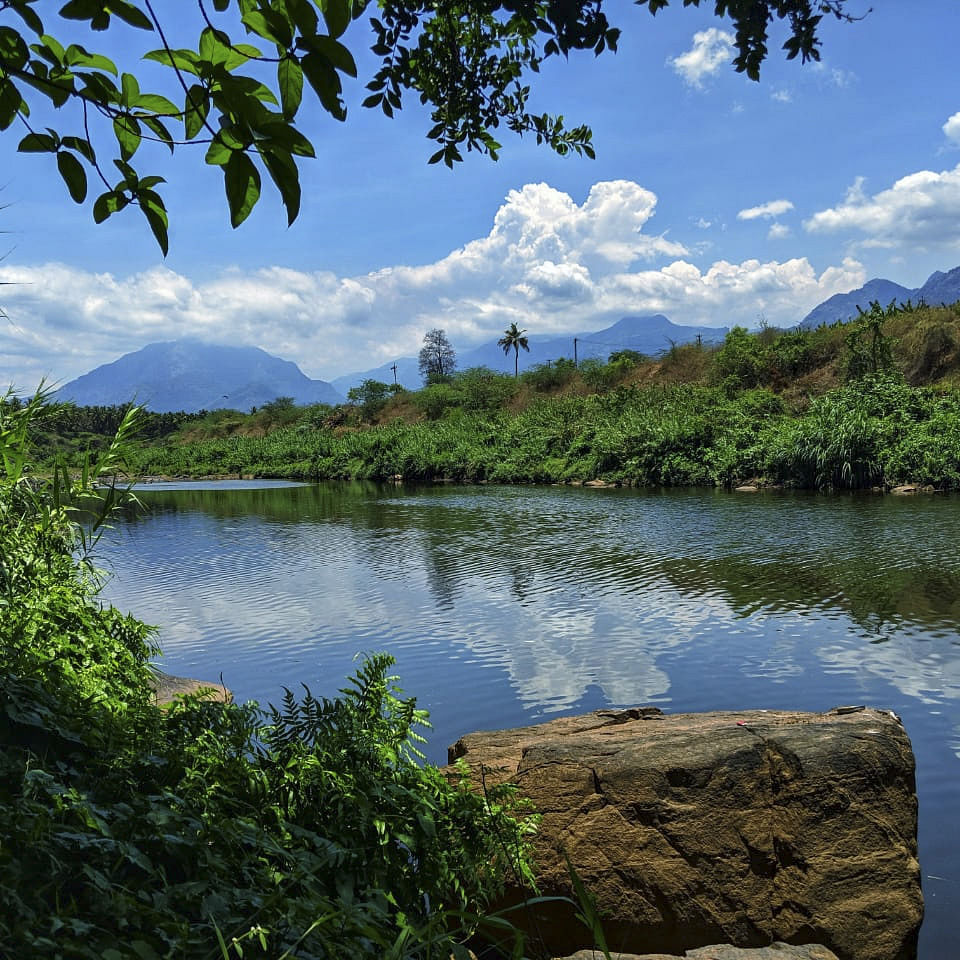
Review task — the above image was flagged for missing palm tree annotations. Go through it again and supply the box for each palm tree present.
[498,322,530,377]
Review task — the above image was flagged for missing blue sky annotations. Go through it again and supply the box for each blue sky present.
[2,1,960,389]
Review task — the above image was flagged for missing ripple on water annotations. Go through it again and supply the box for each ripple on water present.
[96,484,960,959]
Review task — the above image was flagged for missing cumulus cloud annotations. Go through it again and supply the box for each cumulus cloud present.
[0,180,867,391]
[768,223,791,240]
[737,199,795,221]
[771,89,792,104]
[669,28,735,89]
[944,112,960,145]
[804,163,960,249]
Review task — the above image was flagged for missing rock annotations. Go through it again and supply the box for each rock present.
[734,485,759,492]
[448,707,921,960]
[890,484,935,495]
[149,671,232,706]
[556,944,839,960]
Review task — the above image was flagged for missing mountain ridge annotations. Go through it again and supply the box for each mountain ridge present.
[57,339,344,412]
[801,266,960,328]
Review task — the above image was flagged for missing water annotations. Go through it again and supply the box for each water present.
[97,481,960,957]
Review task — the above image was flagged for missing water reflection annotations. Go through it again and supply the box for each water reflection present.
[106,484,960,715]
[97,482,960,957]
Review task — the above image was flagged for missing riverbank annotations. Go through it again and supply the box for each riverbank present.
[125,373,960,492]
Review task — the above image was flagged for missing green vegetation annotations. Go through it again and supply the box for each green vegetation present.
[82,300,960,492]
[1,393,541,958]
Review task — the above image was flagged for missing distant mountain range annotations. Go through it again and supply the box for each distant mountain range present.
[55,265,960,410]
[57,340,344,412]
[332,314,729,393]
[801,266,960,328]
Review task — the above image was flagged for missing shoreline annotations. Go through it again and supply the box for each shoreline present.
[126,472,948,496]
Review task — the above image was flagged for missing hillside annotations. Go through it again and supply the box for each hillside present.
[58,339,344,412]
[331,314,728,393]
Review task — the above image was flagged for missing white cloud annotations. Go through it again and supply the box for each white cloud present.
[0,181,867,391]
[737,199,795,221]
[805,163,960,249]
[771,89,792,104]
[944,112,960,145]
[768,223,791,240]
[668,28,735,89]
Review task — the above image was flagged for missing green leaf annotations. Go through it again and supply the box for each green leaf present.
[0,26,30,69]
[321,0,351,39]
[113,114,141,160]
[120,71,139,107]
[184,84,209,139]
[92,189,127,222]
[109,1,152,31]
[144,47,199,76]
[112,157,137,185]
[61,135,96,163]
[198,26,235,66]
[34,33,65,64]
[257,120,315,158]
[63,43,116,73]
[241,9,291,48]
[8,1,44,35]
[18,131,58,152]
[133,93,178,115]
[138,188,168,256]
[141,114,174,152]
[257,145,300,225]
[306,36,357,78]
[224,151,261,227]
[277,57,303,119]
[205,138,232,166]
[0,79,25,131]
[57,150,87,203]
[301,52,344,121]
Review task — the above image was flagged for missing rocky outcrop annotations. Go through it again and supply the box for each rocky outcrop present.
[149,671,232,706]
[556,944,838,960]
[448,707,921,960]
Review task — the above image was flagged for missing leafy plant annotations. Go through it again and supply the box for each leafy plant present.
[1,393,540,959]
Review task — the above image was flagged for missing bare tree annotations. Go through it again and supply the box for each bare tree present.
[418,329,456,383]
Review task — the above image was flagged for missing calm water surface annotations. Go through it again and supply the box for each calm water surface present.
[98,482,960,958]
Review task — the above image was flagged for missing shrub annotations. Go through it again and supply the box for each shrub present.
[0,395,538,960]
[522,358,577,392]
[713,326,770,390]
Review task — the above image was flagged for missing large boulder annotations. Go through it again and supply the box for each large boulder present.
[557,945,838,960]
[448,707,921,960]
[149,670,232,706]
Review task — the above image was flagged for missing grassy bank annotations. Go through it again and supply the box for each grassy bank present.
[40,300,960,491]
[131,377,960,492]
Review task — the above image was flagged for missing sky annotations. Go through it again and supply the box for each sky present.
[2,1,960,390]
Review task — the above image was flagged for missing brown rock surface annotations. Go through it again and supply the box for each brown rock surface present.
[149,670,232,706]
[448,707,921,960]
[556,944,838,960]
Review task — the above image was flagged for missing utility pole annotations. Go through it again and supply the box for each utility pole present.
[390,363,398,384]
[573,337,578,367]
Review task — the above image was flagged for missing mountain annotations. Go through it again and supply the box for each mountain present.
[801,266,960,328]
[58,340,344,412]
[916,266,960,307]
[332,315,729,393]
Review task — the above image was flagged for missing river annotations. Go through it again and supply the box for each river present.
[96,480,960,957]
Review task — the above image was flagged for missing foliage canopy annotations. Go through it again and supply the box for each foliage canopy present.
[0,0,858,250]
